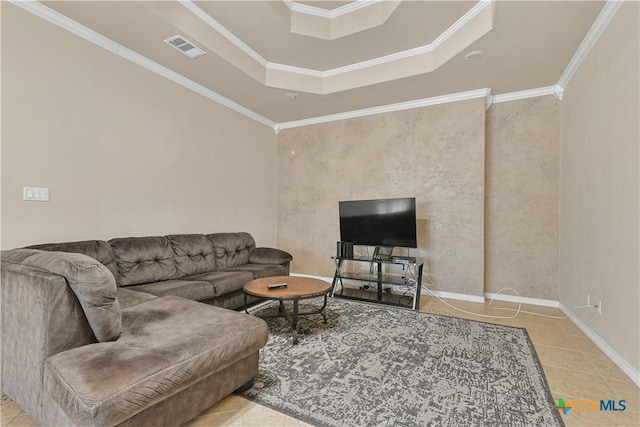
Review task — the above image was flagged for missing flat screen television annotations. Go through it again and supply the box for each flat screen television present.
[339,197,417,248]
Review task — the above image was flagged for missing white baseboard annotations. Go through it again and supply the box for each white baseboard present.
[291,272,333,281]
[559,303,640,388]
[484,292,560,308]
[421,287,486,303]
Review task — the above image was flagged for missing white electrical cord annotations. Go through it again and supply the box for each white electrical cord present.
[422,284,598,320]
[423,286,523,319]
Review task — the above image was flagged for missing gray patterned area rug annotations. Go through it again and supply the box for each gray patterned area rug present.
[242,299,563,427]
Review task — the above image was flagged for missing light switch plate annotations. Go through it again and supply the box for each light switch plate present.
[23,186,49,201]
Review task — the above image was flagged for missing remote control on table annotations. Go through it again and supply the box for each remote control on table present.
[267,283,288,290]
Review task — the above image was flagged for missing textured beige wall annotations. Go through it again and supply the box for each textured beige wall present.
[1,4,278,249]
[277,99,486,296]
[560,2,639,372]
[485,96,560,299]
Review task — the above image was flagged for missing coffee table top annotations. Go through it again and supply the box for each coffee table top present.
[244,276,331,300]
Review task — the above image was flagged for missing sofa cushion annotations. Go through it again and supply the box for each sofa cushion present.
[125,279,215,302]
[167,234,217,276]
[43,296,269,427]
[184,270,254,297]
[109,236,178,286]
[116,287,158,309]
[27,240,119,284]
[1,248,43,264]
[228,263,289,279]
[207,233,255,269]
[21,251,121,342]
[249,247,292,265]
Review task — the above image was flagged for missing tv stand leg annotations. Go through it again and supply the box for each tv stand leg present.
[331,258,344,297]
[377,261,383,301]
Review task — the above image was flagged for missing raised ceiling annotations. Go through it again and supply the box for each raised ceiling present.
[28,1,606,125]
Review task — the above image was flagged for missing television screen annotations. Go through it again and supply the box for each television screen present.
[339,197,417,248]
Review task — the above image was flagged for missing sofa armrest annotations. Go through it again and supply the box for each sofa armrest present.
[249,247,292,265]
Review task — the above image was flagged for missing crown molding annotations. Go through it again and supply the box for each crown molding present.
[323,44,434,77]
[179,0,267,67]
[182,0,494,94]
[484,89,493,110]
[288,1,333,19]
[286,0,400,40]
[277,88,491,132]
[491,86,557,104]
[289,0,383,19]
[553,85,564,101]
[556,0,624,90]
[277,85,569,134]
[431,0,492,50]
[266,62,324,78]
[323,0,492,76]
[11,0,276,129]
[16,0,605,136]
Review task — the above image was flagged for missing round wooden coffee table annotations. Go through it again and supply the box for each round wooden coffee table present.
[243,276,331,345]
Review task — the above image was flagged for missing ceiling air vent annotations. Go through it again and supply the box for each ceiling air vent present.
[164,35,206,59]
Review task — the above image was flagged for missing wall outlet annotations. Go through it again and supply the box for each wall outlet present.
[598,301,602,314]
[23,186,49,202]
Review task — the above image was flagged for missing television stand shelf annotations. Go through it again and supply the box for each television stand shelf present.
[331,256,423,310]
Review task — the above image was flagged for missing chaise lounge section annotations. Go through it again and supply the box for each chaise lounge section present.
[1,232,292,426]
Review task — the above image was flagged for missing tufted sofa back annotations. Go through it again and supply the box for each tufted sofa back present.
[167,234,217,277]
[108,236,178,286]
[26,233,260,287]
[28,240,119,281]
[207,232,256,270]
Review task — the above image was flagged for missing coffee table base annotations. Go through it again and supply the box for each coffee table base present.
[244,294,328,345]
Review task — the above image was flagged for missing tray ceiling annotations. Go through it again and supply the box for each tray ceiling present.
[30,1,606,124]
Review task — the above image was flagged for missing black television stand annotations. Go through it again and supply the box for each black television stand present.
[372,246,394,261]
[390,255,416,264]
[331,253,423,310]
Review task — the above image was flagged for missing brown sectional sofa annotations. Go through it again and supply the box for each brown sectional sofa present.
[29,232,292,309]
[1,232,293,426]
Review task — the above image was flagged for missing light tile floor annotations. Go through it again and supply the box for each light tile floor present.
[2,296,638,426]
